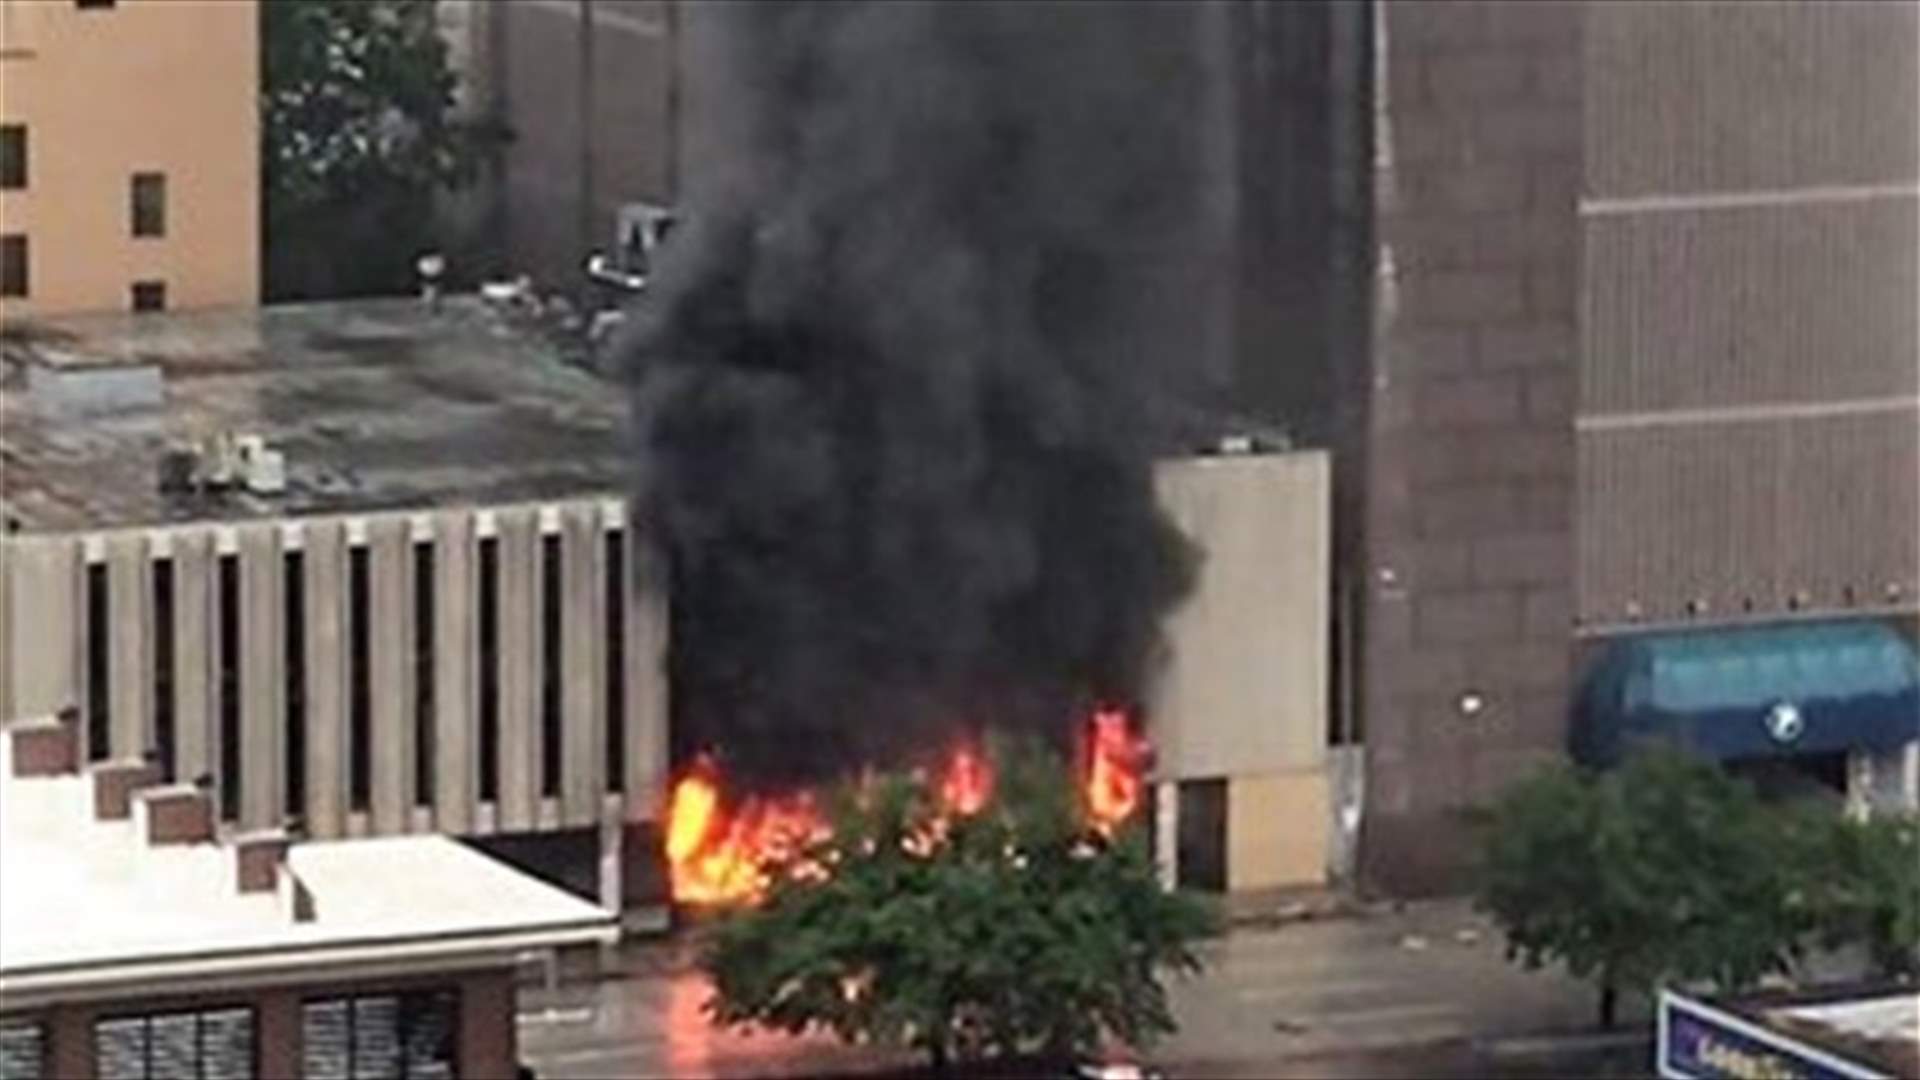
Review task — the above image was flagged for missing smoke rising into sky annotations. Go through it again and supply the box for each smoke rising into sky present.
[621,1,1206,782]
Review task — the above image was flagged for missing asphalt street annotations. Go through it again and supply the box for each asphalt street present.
[517,899,1650,1078]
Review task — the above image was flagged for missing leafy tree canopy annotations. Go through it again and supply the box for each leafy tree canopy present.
[1473,749,1812,1027]
[261,0,500,299]
[699,736,1217,1071]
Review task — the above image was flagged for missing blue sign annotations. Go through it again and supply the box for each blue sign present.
[1659,992,1885,1080]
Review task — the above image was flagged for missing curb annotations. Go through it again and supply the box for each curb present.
[1475,1027,1652,1061]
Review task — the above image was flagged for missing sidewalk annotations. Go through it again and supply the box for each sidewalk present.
[1160,897,1617,1065]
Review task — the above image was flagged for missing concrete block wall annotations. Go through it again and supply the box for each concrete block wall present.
[1358,0,1584,894]
[0,497,669,845]
[1150,451,1333,892]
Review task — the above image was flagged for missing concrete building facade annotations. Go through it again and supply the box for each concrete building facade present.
[0,300,672,917]
[0,0,260,316]
[1150,451,1333,895]
[1341,0,1919,892]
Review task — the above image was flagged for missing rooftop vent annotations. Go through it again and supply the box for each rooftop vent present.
[26,361,163,416]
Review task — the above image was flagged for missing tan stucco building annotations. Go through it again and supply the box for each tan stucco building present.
[0,0,259,317]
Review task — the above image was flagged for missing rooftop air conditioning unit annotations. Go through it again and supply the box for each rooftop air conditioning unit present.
[234,433,286,495]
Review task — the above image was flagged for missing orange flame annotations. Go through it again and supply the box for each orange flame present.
[1086,707,1149,835]
[937,745,993,816]
[665,756,824,906]
[667,713,1151,906]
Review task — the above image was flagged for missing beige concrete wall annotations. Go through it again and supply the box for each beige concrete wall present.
[0,533,80,721]
[0,497,671,849]
[1227,770,1329,892]
[1149,451,1332,780]
[0,0,259,316]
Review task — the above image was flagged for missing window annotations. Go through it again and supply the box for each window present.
[86,562,110,761]
[413,540,435,808]
[0,1020,46,1080]
[285,550,306,819]
[349,545,371,812]
[0,235,26,298]
[605,530,626,793]
[540,533,562,798]
[130,172,165,238]
[216,553,240,822]
[131,280,166,313]
[93,1006,253,1080]
[1176,778,1228,893]
[75,0,119,9]
[301,989,457,1080]
[0,125,25,190]
[152,558,175,781]
[477,536,500,803]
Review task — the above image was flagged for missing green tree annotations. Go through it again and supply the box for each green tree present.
[1473,749,1808,1029]
[261,0,501,300]
[699,737,1217,1072]
[1792,808,1920,980]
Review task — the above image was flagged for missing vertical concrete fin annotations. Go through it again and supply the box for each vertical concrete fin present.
[172,530,215,787]
[368,515,413,835]
[106,531,153,760]
[497,506,539,831]
[433,510,477,834]
[303,520,347,839]
[560,501,603,827]
[238,523,285,831]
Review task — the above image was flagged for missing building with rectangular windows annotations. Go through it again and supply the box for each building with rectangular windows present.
[0,297,670,919]
[0,0,259,316]
[0,294,1342,908]
[0,711,616,1080]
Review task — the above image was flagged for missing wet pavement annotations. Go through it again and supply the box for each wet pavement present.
[517,899,1651,1079]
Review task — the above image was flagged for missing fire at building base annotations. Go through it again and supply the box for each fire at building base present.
[664,708,1154,908]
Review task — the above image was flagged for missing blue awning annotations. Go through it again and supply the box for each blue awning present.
[1573,621,1920,766]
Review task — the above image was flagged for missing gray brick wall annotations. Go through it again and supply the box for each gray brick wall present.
[1358,0,1583,894]
[497,0,676,292]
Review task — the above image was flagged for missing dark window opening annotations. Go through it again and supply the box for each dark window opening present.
[216,554,240,823]
[348,545,371,813]
[540,532,562,798]
[413,541,435,808]
[130,172,166,238]
[1727,752,1850,805]
[86,562,110,761]
[285,551,306,820]
[0,125,25,190]
[477,536,500,803]
[76,0,119,9]
[94,1006,254,1080]
[1176,778,1228,893]
[1329,577,1360,746]
[1,235,27,298]
[152,558,175,781]
[0,1019,44,1080]
[301,989,457,1080]
[605,530,626,793]
[131,280,167,313]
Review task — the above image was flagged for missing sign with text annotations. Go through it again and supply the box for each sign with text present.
[1658,992,1886,1080]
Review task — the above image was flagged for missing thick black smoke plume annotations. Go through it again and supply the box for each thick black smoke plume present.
[623,1,1207,784]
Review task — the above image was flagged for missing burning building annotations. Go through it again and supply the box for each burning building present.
[625,1,1335,902]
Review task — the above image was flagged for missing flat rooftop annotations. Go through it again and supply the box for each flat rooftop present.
[0,298,631,535]
[0,726,614,1000]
